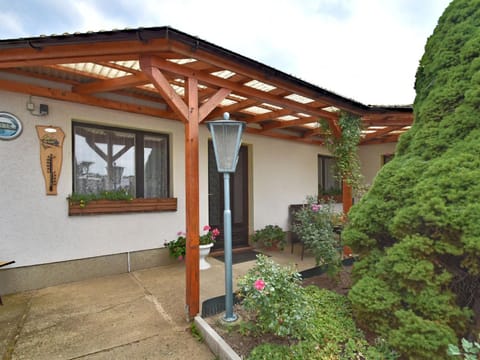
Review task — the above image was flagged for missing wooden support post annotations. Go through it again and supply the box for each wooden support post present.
[185,77,200,320]
[140,57,231,320]
[342,179,353,214]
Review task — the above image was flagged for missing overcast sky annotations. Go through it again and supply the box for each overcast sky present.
[0,0,451,105]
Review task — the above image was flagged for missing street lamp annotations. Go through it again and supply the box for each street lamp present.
[207,112,245,322]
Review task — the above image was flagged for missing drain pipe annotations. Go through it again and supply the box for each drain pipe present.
[127,251,131,272]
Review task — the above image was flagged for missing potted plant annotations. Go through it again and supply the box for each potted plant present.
[251,225,286,250]
[198,225,220,270]
[164,225,220,269]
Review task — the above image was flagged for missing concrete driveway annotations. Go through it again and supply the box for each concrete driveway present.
[0,265,215,360]
[0,248,315,359]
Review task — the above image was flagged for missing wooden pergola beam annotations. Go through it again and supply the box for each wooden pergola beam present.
[0,77,176,120]
[73,73,150,94]
[140,55,342,137]
[140,63,189,121]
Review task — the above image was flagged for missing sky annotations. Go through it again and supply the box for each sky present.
[0,0,452,105]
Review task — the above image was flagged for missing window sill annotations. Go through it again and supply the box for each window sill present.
[68,198,177,216]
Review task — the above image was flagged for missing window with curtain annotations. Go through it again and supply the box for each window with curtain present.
[73,122,170,198]
[318,155,342,196]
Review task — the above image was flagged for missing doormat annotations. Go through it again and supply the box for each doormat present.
[211,249,268,265]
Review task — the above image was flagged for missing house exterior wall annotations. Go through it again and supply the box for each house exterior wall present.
[358,143,397,188]
[1,90,186,268]
[0,89,398,292]
[0,90,327,269]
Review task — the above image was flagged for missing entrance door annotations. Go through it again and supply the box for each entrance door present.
[208,142,249,251]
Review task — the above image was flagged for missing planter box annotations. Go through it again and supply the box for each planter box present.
[68,197,177,216]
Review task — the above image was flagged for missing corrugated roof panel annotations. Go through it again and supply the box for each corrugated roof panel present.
[322,106,340,112]
[168,58,197,64]
[244,80,276,92]
[170,84,185,96]
[220,99,237,106]
[277,115,299,121]
[261,103,283,110]
[59,63,129,78]
[284,93,314,104]
[242,106,272,115]
[211,70,236,79]
[229,94,247,101]
[114,60,140,71]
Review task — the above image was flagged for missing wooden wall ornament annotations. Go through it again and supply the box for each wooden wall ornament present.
[36,126,65,195]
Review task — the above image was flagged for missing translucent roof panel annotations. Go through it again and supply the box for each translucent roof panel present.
[261,103,283,110]
[229,94,247,101]
[244,80,276,92]
[113,60,140,71]
[220,99,237,106]
[277,115,299,121]
[284,93,314,104]
[59,63,130,78]
[322,106,340,112]
[167,58,197,64]
[211,70,236,79]
[242,106,272,115]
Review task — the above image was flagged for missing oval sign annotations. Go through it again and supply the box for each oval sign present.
[0,112,23,140]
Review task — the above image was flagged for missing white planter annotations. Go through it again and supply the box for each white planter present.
[199,243,214,270]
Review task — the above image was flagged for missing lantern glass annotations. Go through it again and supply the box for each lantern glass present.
[207,114,245,173]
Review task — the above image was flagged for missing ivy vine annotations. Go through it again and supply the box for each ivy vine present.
[319,111,365,196]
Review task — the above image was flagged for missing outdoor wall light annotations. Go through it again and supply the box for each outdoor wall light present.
[207,112,246,322]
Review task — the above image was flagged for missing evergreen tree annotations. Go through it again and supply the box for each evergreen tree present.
[342,1,480,358]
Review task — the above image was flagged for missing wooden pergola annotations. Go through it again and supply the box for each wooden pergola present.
[0,27,413,319]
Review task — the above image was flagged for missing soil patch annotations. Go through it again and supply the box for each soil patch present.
[204,265,353,358]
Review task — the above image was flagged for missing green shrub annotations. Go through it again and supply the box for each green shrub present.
[250,225,286,249]
[293,196,342,273]
[239,257,399,359]
[237,254,308,338]
[342,1,480,358]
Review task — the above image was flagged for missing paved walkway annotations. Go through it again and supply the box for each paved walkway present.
[0,248,315,359]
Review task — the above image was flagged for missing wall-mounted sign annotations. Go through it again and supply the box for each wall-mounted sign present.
[0,112,22,140]
[36,126,65,195]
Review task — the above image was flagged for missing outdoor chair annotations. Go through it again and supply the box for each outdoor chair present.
[289,204,305,260]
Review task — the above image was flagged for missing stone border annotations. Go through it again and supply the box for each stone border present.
[194,316,241,360]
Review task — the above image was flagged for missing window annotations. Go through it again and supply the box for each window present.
[73,122,170,198]
[318,155,341,196]
[382,153,394,165]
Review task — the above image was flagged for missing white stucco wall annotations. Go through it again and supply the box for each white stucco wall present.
[358,142,397,188]
[0,89,398,268]
[0,91,188,267]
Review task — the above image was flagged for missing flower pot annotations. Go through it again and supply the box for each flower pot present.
[199,243,214,270]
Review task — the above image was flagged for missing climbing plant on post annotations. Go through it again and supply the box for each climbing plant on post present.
[319,111,364,203]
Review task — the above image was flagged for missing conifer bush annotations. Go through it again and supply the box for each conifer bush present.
[342,1,480,358]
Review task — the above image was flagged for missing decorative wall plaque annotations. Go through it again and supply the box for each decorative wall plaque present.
[36,126,65,195]
[0,112,22,140]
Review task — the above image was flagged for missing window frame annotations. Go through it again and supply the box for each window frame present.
[72,121,171,199]
[318,154,342,196]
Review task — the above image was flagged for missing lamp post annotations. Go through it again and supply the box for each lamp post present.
[207,112,245,322]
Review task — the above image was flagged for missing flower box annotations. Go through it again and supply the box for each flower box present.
[68,197,177,216]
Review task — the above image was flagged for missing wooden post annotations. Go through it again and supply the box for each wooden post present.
[140,57,231,320]
[185,77,200,320]
[342,179,353,214]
